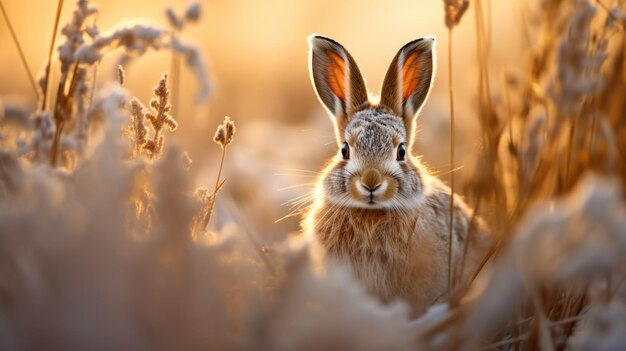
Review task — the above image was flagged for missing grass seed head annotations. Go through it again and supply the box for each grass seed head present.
[213,116,235,148]
[185,2,202,22]
[443,0,470,29]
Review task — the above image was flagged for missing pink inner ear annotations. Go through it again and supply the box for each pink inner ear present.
[326,50,346,101]
[402,52,420,101]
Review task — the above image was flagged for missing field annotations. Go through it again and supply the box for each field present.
[1,0,625,350]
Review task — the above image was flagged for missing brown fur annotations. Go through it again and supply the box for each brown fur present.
[304,168,488,316]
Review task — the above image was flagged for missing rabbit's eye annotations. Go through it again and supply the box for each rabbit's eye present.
[397,143,406,161]
[341,142,350,160]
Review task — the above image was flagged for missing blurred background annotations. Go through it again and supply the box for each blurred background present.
[0,0,527,240]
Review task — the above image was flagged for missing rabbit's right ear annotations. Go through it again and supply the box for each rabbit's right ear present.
[308,35,368,129]
[380,37,436,131]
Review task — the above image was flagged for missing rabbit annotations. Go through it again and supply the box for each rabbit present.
[302,35,491,316]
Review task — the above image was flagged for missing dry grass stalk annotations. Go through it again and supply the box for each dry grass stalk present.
[0,0,37,96]
[48,0,99,166]
[446,28,456,293]
[143,73,178,159]
[442,0,470,292]
[452,1,626,349]
[193,116,235,236]
[41,0,65,111]
[50,60,81,166]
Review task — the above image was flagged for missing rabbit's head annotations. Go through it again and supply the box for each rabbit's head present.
[308,35,436,209]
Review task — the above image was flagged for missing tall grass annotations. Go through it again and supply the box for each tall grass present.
[0,0,625,350]
[0,0,37,96]
[41,0,64,112]
[443,0,470,292]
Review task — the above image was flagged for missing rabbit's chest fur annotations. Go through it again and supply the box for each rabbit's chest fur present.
[306,179,477,315]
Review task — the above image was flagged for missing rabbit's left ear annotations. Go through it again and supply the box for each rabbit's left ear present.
[380,37,436,128]
[308,35,369,127]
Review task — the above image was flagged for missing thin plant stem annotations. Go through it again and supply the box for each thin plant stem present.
[87,16,99,111]
[588,104,599,155]
[564,115,578,187]
[49,120,65,166]
[447,26,456,293]
[88,64,98,108]
[50,60,80,166]
[201,145,228,231]
[214,145,227,191]
[0,0,37,96]
[41,0,64,111]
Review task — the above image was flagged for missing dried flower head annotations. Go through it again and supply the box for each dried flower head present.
[443,0,470,29]
[213,116,235,148]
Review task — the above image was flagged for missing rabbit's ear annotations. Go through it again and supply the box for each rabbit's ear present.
[380,37,435,125]
[308,35,368,124]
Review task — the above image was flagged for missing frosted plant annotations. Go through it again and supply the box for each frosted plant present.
[213,116,235,148]
[192,116,236,237]
[127,98,148,157]
[75,21,166,64]
[573,300,626,351]
[17,111,54,163]
[0,148,25,198]
[165,7,184,30]
[459,175,626,349]
[547,0,606,119]
[143,73,178,158]
[58,0,99,75]
[165,1,202,31]
[74,18,211,104]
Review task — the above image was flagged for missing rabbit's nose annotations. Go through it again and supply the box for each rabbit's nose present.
[361,168,383,192]
[362,183,382,193]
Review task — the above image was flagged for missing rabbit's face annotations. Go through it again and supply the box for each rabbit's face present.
[322,108,423,209]
[309,35,435,209]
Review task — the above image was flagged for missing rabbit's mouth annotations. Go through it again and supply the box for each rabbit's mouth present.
[347,173,397,207]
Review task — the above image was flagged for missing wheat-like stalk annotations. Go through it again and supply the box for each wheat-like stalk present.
[143,73,178,159]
